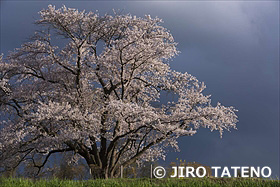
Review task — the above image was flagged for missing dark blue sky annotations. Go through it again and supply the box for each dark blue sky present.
[1,1,279,178]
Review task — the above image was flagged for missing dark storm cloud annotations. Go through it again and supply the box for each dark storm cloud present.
[1,1,279,177]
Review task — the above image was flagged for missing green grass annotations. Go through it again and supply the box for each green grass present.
[0,178,279,187]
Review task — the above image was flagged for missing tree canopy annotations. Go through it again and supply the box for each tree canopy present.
[0,5,238,178]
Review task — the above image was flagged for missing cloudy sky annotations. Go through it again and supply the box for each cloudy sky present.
[1,1,279,177]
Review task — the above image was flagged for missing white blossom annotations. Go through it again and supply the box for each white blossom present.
[0,5,237,178]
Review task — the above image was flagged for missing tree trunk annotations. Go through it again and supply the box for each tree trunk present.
[89,164,107,179]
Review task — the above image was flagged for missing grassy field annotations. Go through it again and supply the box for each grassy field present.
[0,178,279,187]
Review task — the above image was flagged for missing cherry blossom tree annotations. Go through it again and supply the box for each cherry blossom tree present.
[0,5,238,178]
